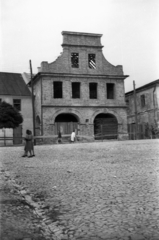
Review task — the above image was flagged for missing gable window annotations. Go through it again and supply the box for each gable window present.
[71,53,79,68]
[107,83,114,99]
[53,82,63,98]
[141,94,145,107]
[89,83,97,99]
[13,99,21,111]
[72,82,80,98]
[88,54,96,69]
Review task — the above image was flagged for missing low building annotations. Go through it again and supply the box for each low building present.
[0,72,33,145]
[32,31,129,141]
[125,80,159,139]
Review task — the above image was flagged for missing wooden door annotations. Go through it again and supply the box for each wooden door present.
[55,122,78,135]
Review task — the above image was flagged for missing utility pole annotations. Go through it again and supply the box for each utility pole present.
[133,80,138,140]
[29,60,36,145]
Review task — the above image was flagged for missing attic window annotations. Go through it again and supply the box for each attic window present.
[88,54,96,69]
[71,53,79,68]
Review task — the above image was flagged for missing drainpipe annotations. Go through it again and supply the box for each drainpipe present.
[133,81,138,139]
[153,84,157,122]
[30,60,36,145]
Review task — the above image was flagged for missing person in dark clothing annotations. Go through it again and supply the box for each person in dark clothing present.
[57,131,62,143]
[22,130,35,157]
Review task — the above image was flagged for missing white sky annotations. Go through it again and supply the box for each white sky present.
[1,0,159,92]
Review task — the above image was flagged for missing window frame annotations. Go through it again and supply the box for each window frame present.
[88,54,96,69]
[107,83,115,99]
[53,81,63,99]
[140,94,145,108]
[89,82,98,99]
[72,82,81,99]
[13,99,21,111]
[71,53,79,68]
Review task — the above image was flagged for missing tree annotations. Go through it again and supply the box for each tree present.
[0,101,23,129]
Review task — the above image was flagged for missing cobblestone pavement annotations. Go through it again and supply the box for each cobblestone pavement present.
[1,139,159,240]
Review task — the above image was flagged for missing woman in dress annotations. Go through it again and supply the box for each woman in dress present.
[22,130,35,157]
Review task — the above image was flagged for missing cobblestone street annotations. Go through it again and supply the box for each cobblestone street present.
[1,139,159,240]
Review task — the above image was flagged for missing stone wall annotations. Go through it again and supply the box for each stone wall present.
[41,76,125,107]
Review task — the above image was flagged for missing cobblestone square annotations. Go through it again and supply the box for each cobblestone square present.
[1,139,159,240]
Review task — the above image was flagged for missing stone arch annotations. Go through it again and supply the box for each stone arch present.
[53,109,82,123]
[93,112,118,140]
[90,108,122,124]
[53,109,82,135]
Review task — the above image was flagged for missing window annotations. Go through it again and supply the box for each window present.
[88,54,96,69]
[13,99,21,111]
[89,83,97,99]
[0,99,1,104]
[53,82,63,98]
[72,82,80,98]
[71,53,79,68]
[141,94,145,107]
[125,99,129,105]
[107,83,114,99]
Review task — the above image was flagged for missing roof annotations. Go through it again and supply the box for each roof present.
[62,31,102,37]
[0,72,31,96]
[125,79,159,95]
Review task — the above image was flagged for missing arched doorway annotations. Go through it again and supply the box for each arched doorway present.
[55,113,78,134]
[94,113,118,139]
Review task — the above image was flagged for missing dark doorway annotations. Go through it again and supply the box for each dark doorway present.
[94,113,118,139]
[13,125,22,144]
[55,114,78,134]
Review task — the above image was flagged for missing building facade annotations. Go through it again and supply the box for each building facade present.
[125,80,159,139]
[0,72,33,145]
[33,31,129,140]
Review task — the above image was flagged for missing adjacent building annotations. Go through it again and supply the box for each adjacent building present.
[0,72,33,145]
[125,79,159,139]
[32,31,129,141]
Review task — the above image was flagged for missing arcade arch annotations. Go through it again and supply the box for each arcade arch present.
[54,113,78,134]
[94,113,118,139]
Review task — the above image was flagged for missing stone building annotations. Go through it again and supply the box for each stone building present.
[125,79,159,139]
[0,72,33,145]
[32,31,129,140]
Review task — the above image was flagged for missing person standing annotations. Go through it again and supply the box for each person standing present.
[57,131,62,143]
[71,130,76,143]
[22,130,35,157]
[29,130,35,156]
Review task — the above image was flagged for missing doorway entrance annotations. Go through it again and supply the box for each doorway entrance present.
[94,113,118,139]
[55,114,78,134]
